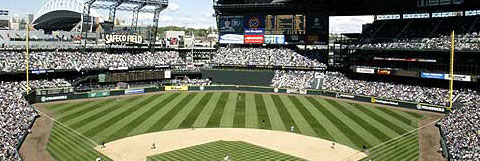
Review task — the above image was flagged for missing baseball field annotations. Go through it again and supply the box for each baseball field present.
[38,91,432,161]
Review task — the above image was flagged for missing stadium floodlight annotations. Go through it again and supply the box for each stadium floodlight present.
[81,0,168,51]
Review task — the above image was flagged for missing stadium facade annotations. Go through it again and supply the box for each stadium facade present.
[32,0,84,32]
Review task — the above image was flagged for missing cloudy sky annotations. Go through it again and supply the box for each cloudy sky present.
[3,0,373,33]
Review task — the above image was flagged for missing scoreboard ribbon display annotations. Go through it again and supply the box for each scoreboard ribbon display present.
[244,35,264,44]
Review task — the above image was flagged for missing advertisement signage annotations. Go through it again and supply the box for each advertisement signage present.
[219,16,244,33]
[444,74,472,82]
[244,35,264,44]
[165,86,188,91]
[219,34,244,44]
[420,73,445,79]
[244,29,264,35]
[88,91,110,98]
[125,89,145,95]
[377,69,392,75]
[264,35,285,45]
[286,35,305,44]
[356,68,375,74]
[40,95,68,102]
[416,104,445,112]
[371,98,399,106]
[245,15,265,30]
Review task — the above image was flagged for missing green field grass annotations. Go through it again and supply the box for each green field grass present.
[147,141,305,161]
[44,92,428,161]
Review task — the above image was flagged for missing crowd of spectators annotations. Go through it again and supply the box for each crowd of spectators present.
[439,104,480,161]
[271,70,316,89]
[213,47,326,68]
[350,33,480,51]
[0,51,185,73]
[1,79,71,161]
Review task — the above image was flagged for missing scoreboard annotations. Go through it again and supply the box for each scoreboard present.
[101,71,169,83]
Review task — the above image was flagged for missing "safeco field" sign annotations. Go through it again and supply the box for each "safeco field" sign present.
[105,34,143,44]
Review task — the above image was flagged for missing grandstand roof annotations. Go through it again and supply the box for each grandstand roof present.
[32,0,84,32]
[214,0,480,16]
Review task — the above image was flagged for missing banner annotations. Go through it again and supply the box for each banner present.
[219,34,244,44]
[356,68,375,74]
[336,93,355,99]
[88,91,110,98]
[244,35,264,44]
[219,16,244,33]
[264,35,285,45]
[125,89,145,95]
[165,86,188,91]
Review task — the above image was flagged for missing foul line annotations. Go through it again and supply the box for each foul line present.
[36,109,99,146]
[369,119,440,150]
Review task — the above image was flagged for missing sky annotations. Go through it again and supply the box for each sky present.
[2,0,373,33]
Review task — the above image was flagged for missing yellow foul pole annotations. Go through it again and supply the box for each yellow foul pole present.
[26,24,30,93]
[449,31,455,110]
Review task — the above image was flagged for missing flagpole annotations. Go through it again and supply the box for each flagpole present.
[26,24,30,93]
[449,30,455,110]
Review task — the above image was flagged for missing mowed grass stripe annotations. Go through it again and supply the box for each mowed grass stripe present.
[55,101,102,119]
[295,96,354,146]
[255,94,272,129]
[50,128,95,160]
[179,93,214,129]
[128,93,189,135]
[326,100,390,142]
[405,111,424,119]
[385,142,419,161]
[219,93,238,127]
[288,96,333,140]
[262,95,287,131]
[351,103,409,134]
[84,95,159,138]
[49,124,112,161]
[279,95,317,136]
[233,93,246,128]
[147,93,198,132]
[192,93,222,128]
[50,101,94,114]
[306,97,370,149]
[375,106,415,126]
[57,99,117,122]
[94,94,167,142]
[318,98,380,146]
[368,131,418,159]
[163,93,207,130]
[49,132,91,161]
[270,95,298,131]
[206,93,229,128]
[244,93,258,128]
[108,93,181,141]
[67,96,139,129]
[369,133,418,160]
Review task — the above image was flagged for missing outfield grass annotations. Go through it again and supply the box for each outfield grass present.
[147,141,305,161]
[45,92,427,161]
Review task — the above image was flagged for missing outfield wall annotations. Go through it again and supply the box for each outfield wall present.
[33,85,449,114]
